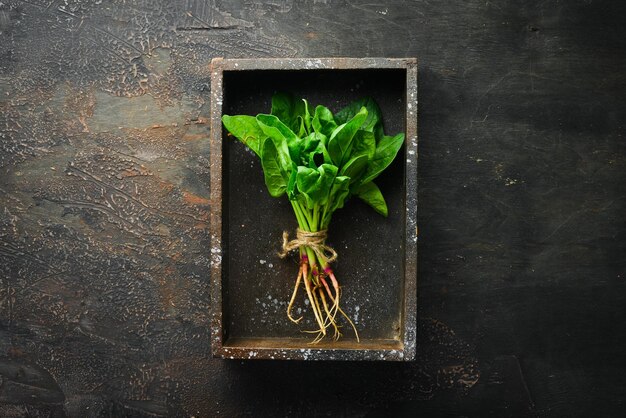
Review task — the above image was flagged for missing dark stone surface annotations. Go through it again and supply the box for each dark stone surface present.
[0,0,624,416]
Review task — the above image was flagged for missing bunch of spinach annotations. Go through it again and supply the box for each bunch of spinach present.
[222,92,404,342]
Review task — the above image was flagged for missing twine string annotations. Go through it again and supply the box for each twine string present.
[278,228,337,264]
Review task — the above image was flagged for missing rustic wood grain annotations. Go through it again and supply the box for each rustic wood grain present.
[1,0,624,416]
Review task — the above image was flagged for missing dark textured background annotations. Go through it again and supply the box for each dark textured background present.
[1,0,624,417]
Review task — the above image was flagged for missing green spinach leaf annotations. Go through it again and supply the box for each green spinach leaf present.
[312,105,337,139]
[327,107,368,167]
[256,114,302,164]
[296,164,338,209]
[350,130,376,161]
[221,115,266,156]
[307,139,332,169]
[271,92,311,135]
[353,181,388,217]
[335,97,382,134]
[340,153,369,182]
[327,176,351,213]
[260,137,290,197]
[287,162,299,200]
[360,132,405,185]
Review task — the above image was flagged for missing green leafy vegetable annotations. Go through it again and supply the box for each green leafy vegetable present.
[222,93,405,343]
[360,132,405,185]
[353,181,388,217]
[222,115,265,157]
[340,153,369,182]
[271,92,311,135]
[260,137,290,197]
[351,130,376,161]
[296,164,337,209]
[312,105,337,138]
[256,113,301,163]
[335,97,382,134]
[327,106,368,167]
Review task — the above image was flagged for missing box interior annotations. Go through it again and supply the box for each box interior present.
[221,68,407,351]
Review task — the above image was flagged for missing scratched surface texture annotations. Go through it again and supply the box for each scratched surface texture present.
[0,0,624,417]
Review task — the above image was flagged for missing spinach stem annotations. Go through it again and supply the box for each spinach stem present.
[290,200,308,231]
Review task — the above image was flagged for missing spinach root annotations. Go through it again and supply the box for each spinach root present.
[289,199,360,343]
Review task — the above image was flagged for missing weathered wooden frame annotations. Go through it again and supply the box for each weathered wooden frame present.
[209,57,418,361]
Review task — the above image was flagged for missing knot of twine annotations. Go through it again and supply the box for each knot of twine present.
[278,228,337,264]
